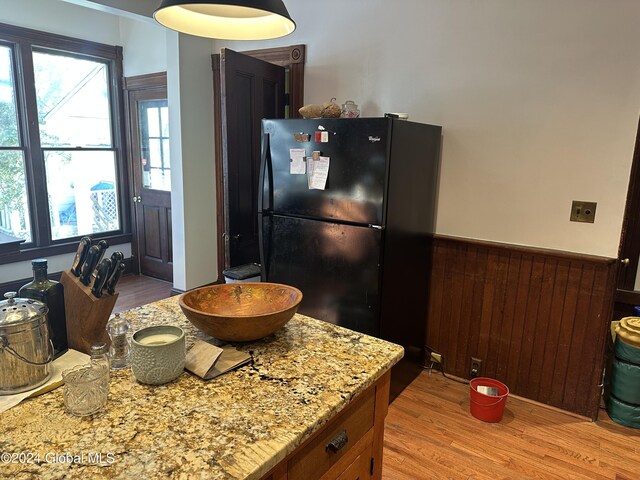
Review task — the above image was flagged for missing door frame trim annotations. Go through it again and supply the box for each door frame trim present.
[212,44,305,281]
[615,117,640,312]
[123,71,168,276]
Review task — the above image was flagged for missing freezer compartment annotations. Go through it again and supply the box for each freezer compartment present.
[262,214,382,336]
[262,118,389,225]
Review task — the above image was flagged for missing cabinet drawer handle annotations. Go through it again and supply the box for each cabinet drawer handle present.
[326,430,348,453]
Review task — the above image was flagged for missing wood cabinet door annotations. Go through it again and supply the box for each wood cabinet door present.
[334,444,373,480]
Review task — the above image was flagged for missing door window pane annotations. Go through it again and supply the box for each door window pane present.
[161,106,169,137]
[33,51,112,148]
[0,151,31,243]
[139,99,171,191]
[0,45,19,147]
[147,107,160,137]
[44,150,120,240]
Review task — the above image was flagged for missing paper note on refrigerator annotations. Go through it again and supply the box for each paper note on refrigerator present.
[307,156,330,190]
[289,148,306,174]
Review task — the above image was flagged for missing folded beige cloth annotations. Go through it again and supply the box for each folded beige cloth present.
[185,340,251,380]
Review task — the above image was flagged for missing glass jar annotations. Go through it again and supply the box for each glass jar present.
[341,100,360,118]
[62,363,109,416]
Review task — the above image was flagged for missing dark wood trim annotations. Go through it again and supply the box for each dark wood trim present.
[123,72,168,91]
[211,44,306,281]
[240,45,305,66]
[0,22,120,59]
[617,117,640,290]
[613,288,640,320]
[615,288,640,305]
[427,235,617,419]
[0,238,24,258]
[240,44,305,117]
[114,46,131,237]
[212,55,225,283]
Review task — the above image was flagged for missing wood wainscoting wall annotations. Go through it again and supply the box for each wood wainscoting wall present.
[426,235,618,419]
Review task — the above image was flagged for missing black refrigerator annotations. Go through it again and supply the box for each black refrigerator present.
[259,117,441,396]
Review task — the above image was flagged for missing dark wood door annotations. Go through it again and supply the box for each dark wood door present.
[125,77,173,282]
[220,48,285,269]
[615,117,640,318]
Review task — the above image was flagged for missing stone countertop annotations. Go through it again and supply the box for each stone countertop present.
[0,297,403,479]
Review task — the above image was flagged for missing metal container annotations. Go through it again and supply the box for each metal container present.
[0,292,53,395]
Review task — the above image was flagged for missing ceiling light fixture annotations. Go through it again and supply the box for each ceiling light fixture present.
[154,0,296,40]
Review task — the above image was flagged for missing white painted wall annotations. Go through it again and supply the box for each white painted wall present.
[61,0,158,20]
[119,17,167,77]
[166,32,217,291]
[0,0,166,282]
[0,0,120,44]
[218,0,640,258]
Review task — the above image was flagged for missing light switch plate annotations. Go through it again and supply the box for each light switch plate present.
[570,201,597,223]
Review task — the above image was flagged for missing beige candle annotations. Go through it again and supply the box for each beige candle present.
[138,333,179,346]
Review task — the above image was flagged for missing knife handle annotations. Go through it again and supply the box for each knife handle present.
[70,236,92,277]
[106,262,125,295]
[106,251,124,281]
[95,239,110,265]
[91,258,112,298]
[80,245,100,286]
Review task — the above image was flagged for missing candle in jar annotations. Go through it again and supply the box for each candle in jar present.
[138,333,179,346]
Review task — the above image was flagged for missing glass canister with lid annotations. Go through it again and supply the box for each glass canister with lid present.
[0,292,53,394]
[341,100,360,118]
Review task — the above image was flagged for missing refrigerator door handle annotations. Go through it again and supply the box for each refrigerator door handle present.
[258,132,272,212]
[258,132,272,280]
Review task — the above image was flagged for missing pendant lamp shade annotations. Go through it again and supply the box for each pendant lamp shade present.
[154,0,296,40]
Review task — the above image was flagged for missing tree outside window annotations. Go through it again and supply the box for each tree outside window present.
[0,24,126,254]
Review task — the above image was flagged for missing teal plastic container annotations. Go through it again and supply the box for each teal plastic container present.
[607,338,640,428]
[607,395,640,429]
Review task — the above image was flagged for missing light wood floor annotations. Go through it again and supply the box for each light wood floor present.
[115,275,640,480]
[382,371,640,480]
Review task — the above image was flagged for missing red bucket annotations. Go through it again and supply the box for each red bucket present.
[469,377,509,423]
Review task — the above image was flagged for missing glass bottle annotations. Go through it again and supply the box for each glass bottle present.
[19,258,68,359]
[106,313,131,369]
[90,342,111,381]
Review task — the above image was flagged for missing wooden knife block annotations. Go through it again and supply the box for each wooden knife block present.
[60,270,118,355]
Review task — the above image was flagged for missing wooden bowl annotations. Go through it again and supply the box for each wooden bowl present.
[178,283,303,342]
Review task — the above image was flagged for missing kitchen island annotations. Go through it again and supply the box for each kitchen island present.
[0,296,403,479]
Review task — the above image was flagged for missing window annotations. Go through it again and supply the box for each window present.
[139,99,171,191]
[0,23,128,260]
